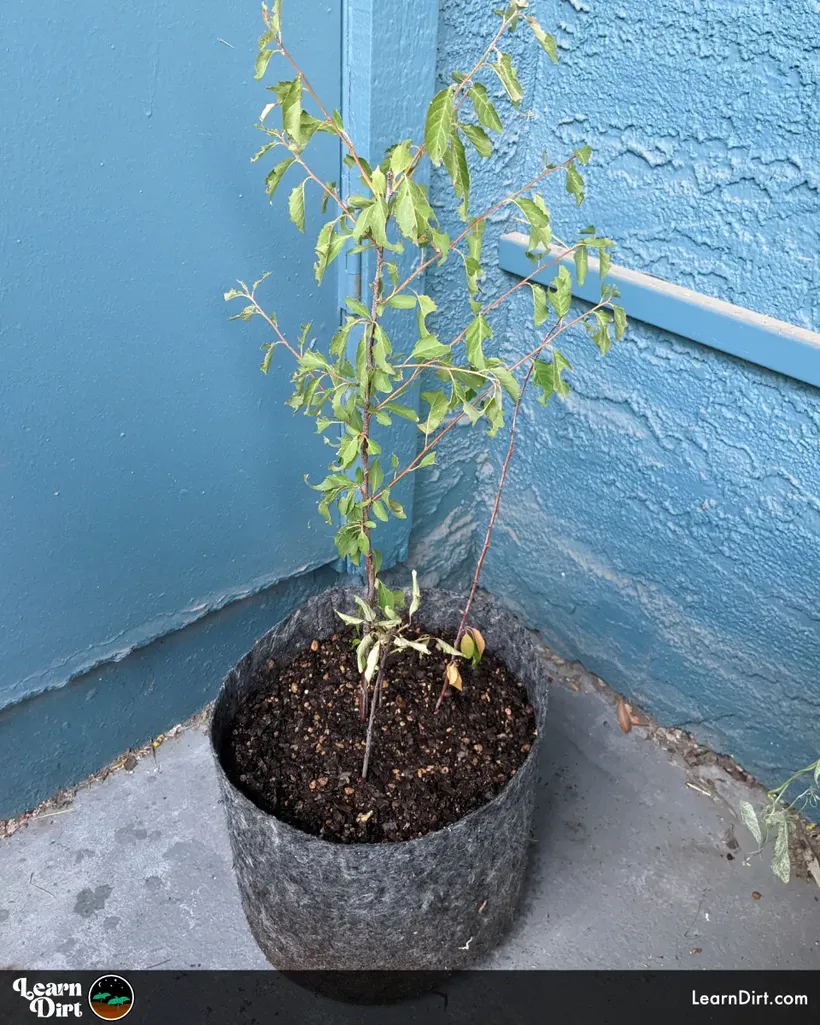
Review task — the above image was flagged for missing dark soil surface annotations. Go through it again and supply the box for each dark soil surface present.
[225,627,538,844]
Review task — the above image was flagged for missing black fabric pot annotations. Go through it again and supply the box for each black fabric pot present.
[210,586,548,992]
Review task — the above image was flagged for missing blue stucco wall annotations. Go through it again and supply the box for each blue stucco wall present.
[411,0,820,784]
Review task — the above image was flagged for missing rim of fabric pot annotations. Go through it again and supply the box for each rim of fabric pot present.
[210,586,548,981]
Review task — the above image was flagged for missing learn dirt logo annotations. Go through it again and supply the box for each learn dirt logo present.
[88,976,134,1020]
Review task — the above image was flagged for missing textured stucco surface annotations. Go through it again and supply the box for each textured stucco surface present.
[413,0,820,784]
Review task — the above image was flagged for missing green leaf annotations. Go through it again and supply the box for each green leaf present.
[459,122,493,158]
[264,157,295,200]
[574,244,588,286]
[419,390,448,434]
[392,179,417,241]
[259,343,275,374]
[384,402,419,422]
[424,87,455,167]
[418,451,437,468]
[513,197,551,249]
[533,349,572,404]
[565,162,585,206]
[251,140,278,164]
[599,247,612,282]
[442,132,471,219]
[587,309,613,354]
[531,283,549,327]
[615,301,627,342]
[492,52,524,107]
[345,296,371,318]
[739,800,763,846]
[386,294,417,309]
[412,336,451,361]
[494,367,520,402]
[575,144,592,165]
[548,265,573,318]
[288,180,306,232]
[280,77,303,146]
[330,317,357,357]
[254,48,274,81]
[465,315,492,369]
[370,165,387,199]
[526,17,558,62]
[469,83,503,133]
[337,434,361,469]
[314,221,348,285]
[390,139,414,175]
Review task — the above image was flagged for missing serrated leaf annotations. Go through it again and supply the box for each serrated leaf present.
[740,800,763,846]
[390,139,414,175]
[265,157,295,199]
[612,304,627,341]
[386,294,417,309]
[533,349,572,404]
[345,296,370,317]
[599,247,612,282]
[288,180,306,232]
[469,83,503,133]
[574,244,588,285]
[531,283,549,327]
[565,162,585,206]
[425,87,455,167]
[549,265,573,318]
[394,178,418,241]
[280,77,303,146]
[412,336,451,361]
[494,367,520,402]
[492,52,524,107]
[526,16,558,62]
[442,131,470,218]
[255,48,274,81]
[251,140,278,164]
[384,402,419,422]
[459,122,493,158]
[465,315,492,370]
[419,390,448,434]
[575,144,592,165]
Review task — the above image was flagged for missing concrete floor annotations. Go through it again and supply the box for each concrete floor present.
[1,663,819,974]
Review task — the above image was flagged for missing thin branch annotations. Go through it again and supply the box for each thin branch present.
[277,40,374,191]
[361,632,396,780]
[434,356,538,713]
[369,294,614,506]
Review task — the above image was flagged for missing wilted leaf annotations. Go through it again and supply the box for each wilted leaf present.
[446,662,463,691]
[772,819,791,884]
[740,800,763,846]
[460,633,476,659]
[468,627,486,656]
[616,697,632,733]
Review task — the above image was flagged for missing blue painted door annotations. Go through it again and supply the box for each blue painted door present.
[0,0,344,707]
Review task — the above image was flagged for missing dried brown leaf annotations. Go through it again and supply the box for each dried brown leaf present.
[616,697,632,733]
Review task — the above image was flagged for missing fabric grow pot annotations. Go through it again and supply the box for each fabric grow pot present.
[210,586,548,992]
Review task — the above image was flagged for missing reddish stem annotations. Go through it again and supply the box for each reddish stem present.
[434,358,537,713]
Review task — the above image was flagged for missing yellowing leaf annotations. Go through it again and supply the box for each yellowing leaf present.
[616,697,632,733]
[460,633,476,658]
[446,662,463,691]
[468,627,486,656]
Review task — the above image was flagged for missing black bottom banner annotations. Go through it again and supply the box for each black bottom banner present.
[1,970,818,1024]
